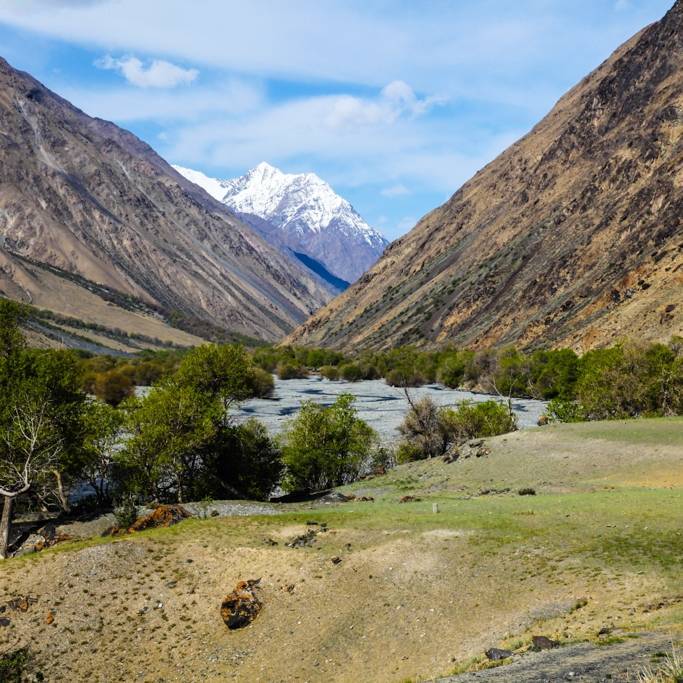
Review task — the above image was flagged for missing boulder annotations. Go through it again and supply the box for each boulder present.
[14,533,44,557]
[319,491,355,503]
[128,504,191,532]
[485,648,513,661]
[532,635,559,650]
[221,579,262,630]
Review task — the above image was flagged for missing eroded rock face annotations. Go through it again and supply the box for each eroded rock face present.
[289,1,683,352]
[220,579,262,630]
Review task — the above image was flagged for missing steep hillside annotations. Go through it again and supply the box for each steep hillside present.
[289,1,683,352]
[174,162,388,284]
[0,58,330,343]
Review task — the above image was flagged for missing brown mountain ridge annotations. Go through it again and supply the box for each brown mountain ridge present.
[289,1,683,352]
[0,57,331,344]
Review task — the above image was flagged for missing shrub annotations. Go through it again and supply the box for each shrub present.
[440,400,517,443]
[339,363,363,382]
[114,496,138,529]
[396,440,425,464]
[280,394,378,491]
[492,347,531,397]
[575,343,682,419]
[397,396,448,460]
[0,647,32,683]
[385,368,426,387]
[546,398,586,423]
[528,349,579,399]
[276,363,308,380]
[93,368,134,406]
[320,365,340,381]
[248,367,275,398]
[359,363,381,380]
[437,352,471,388]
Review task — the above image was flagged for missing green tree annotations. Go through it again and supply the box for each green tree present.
[0,306,91,556]
[118,382,220,502]
[280,394,378,492]
[528,349,579,400]
[175,344,255,406]
[80,401,123,505]
[201,419,283,500]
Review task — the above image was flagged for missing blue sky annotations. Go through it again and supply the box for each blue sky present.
[0,0,673,239]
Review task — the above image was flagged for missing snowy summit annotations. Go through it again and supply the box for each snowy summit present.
[173,162,387,284]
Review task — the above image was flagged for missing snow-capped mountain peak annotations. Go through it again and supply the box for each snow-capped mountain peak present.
[173,162,388,284]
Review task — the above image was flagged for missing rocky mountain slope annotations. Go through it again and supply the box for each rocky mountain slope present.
[289,1,683,352]
[0,57,331,343]
[174,162,388,284]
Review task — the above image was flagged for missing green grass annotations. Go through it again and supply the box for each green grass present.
[556,417,683,446]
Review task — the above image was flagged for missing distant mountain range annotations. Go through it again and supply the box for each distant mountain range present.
[289,0,683,351]
[0,56,332,347]
[173,162,388,286]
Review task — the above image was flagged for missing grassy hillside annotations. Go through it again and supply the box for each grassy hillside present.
[1,419,681,682]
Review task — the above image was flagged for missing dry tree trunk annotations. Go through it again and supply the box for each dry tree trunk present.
[0,495,14,560]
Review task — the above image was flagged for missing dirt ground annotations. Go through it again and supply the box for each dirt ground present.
[0,418,681,682]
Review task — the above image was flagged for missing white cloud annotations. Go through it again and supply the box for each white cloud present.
[62,79,263,121]
[381,184,410,197]
[95,54,198,88]
[0,0,664,104]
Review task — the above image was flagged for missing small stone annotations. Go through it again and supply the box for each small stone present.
[331,556,342,565]
[45,609,55,625]
[0,617,10,627]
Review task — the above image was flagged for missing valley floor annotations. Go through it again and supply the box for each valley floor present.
[1,419,681,682]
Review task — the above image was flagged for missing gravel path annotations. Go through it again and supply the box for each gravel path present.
[436,632,677,682]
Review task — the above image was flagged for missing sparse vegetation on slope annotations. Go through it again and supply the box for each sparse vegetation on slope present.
[0,418,680,682]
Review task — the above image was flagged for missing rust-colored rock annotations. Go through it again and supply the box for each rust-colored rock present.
[221,579,262,630]
[7,596,37,612]
[129,504,191,532]
[45,609,55,625]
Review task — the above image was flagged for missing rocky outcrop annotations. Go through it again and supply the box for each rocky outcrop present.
[289,1,683,352]
[0,58,330,342]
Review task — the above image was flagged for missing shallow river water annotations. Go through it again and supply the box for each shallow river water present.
[234,376,546,443]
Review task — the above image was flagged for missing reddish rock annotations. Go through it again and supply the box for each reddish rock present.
[221,579,262,630]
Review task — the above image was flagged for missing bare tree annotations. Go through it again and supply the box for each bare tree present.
[0,398,62,559]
